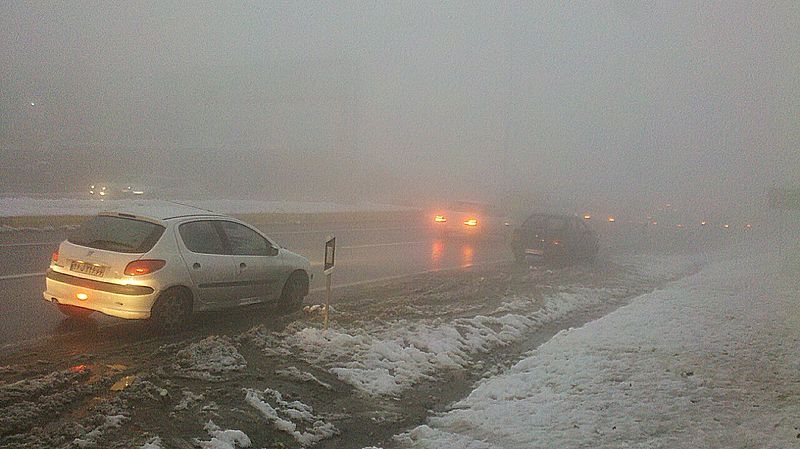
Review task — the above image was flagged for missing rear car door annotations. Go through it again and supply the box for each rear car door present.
[217,221,284,304]
[176,220,238,307]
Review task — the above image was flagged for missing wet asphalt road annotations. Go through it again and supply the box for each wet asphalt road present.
[0,223,511,349]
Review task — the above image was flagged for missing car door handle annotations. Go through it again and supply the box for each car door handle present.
[193,262,201,270]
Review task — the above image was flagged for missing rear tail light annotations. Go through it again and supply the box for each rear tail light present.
[51,250,59,262]
[124,259,166,276]
[434,215,447,223]
[463,218,478,226]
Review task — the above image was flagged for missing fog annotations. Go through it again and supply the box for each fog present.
[2,1,798,220]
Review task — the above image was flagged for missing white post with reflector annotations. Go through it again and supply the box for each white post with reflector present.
[323,235,335,331]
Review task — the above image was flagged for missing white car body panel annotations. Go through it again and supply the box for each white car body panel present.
[43,208,311,320]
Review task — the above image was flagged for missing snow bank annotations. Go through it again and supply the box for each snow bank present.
[244,388,338,446]
[398,254,800,448]
[172,336,246,382]
[0,197,411,217]
[277,314,532,397]
[244,254,700,398]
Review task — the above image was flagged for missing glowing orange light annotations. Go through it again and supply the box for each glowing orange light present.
[76,293,88,300]
[583,213,591,220]
[70,364,87,373]
[552,240,561,245]
[51,250,59,262]
[723,224,730,229]
[463,218,478,226]
[607,216,616,223]
[434,215,447,223]
[124,259,166,276]
[701,221,707,226]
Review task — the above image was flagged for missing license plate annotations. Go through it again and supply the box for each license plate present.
[70,261,106,277]
[525,248,544,255]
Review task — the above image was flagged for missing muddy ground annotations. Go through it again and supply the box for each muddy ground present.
[0,255,700,449]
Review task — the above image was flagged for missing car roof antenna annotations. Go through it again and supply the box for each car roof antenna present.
[162,199,216,213]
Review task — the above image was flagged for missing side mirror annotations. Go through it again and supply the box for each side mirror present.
[266,245,279,256]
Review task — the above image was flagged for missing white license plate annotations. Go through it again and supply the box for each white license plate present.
[524,249,544,255]
[70,261,106,277]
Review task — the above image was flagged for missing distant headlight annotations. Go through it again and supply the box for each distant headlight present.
[463,218,478,226]
[434,215,447,223]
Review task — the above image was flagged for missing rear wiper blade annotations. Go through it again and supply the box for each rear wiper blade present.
[86,239,135,250]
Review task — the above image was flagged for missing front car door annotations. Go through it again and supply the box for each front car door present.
[176,220,238,308]
[217,220,284,304]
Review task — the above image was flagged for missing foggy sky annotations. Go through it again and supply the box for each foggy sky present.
[1,1,798,218]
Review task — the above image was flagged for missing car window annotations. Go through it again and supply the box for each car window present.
[68,215,165,253]
[179,221,228,255]
[218,221,272,256]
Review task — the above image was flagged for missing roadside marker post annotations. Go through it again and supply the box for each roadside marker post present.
[323,236,335,331]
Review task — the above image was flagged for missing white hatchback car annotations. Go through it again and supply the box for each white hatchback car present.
[43,204,312,329]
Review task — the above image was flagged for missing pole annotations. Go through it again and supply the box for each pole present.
[324,272,331,331]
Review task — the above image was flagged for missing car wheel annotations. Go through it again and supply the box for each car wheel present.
[149,288,192,332]
[57,304,94,319]
[280,271,307,311]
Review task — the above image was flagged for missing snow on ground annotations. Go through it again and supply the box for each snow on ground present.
[246,255,700,397]
[171,336,247,382]
[396,252,800,448]
[275,366,332,390]
[138,436,164,449]
[244,387,338,447]
[72,414,127,448]
[0,197,412,217]
[193,420,252,449]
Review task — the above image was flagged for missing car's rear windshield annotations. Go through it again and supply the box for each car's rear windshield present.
[524,215,568,231]
[68,215,165,253]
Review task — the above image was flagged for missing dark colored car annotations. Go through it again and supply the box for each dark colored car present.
[510,213,599,264]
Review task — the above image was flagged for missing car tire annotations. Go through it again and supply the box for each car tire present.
[280,271,307,311]
[149,287,192,332]
[57,304,94,319]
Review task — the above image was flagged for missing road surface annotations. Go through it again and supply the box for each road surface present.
[0,222,511,349]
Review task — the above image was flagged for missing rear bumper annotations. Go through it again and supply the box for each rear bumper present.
[43,270,158,320]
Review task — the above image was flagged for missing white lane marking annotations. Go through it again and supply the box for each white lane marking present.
[0,272,46,281]
[268,226,426,236]
[0,241,62,248]
[309,258,509,293]
[339,241,427,250]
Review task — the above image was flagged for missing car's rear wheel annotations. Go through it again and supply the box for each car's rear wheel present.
[280,271,308,311]
[149,287,192,332]
[57,304,94,319]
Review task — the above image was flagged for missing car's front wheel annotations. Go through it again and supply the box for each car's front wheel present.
[280,271,308,311]
[149,287,192,332]
[57,304,94,319]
